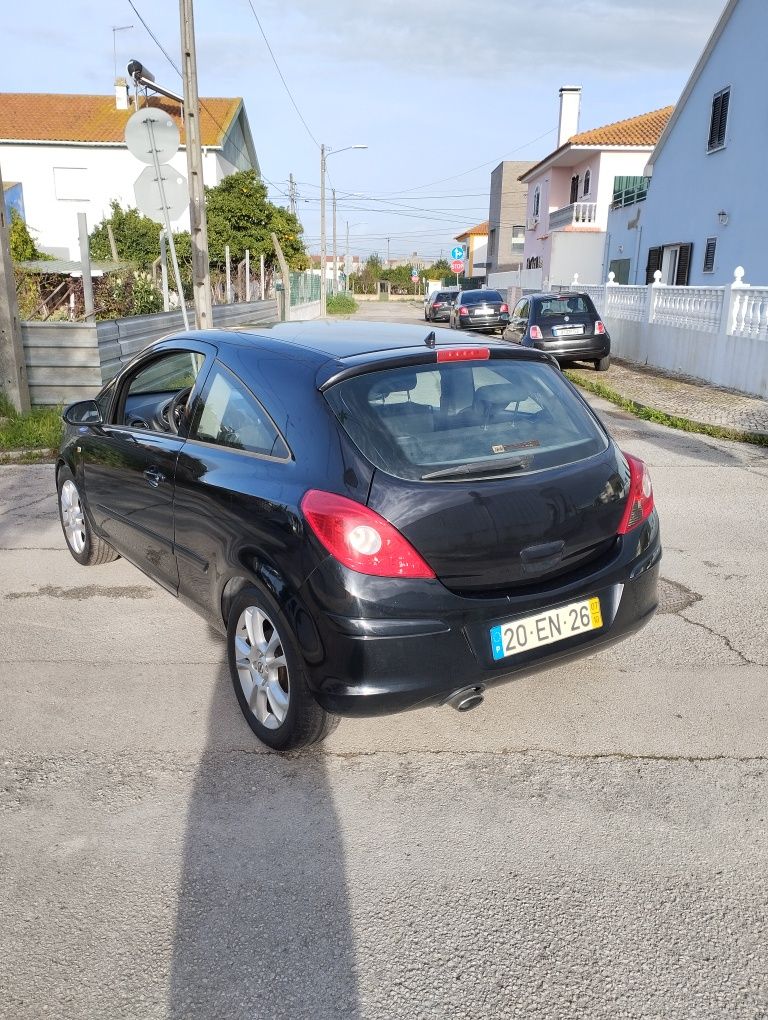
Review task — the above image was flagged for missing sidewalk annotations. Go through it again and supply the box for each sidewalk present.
[569,359,768,439]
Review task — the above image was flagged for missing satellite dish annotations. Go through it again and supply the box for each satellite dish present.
[124,107,180,166]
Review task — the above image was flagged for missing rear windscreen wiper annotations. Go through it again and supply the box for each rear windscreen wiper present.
[421,455,529,480]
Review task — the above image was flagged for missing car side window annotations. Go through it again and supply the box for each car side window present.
[512,301,524,319]
[519,301,530,320]
[118,350,205,431]
[189,362,290,460]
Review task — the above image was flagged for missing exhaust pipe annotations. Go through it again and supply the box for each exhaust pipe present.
[443,685,485,712]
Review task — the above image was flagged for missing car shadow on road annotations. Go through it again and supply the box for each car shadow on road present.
[169,663,360,1020]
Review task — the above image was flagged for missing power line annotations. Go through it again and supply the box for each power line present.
[244,0,320,149]
[126,0,182,75]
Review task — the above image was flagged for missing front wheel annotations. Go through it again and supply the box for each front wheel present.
[57,465,119,566]
[227,585,338,751]
[595,355,611,372]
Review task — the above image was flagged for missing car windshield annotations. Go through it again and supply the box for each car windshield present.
[325,359,607,482]
[462,291,503,304]
[534,295,595,321]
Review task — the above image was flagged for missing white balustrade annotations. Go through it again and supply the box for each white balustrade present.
[605,285,647,322]
[730,286,768,338]
[650,284,724,333]
[546,202,598,231]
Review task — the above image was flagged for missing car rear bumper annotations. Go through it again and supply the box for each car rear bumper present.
[458,315,509,331]
[535,335,611,360]
[297,514,661,717]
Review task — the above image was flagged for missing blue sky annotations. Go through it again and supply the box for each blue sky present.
[3,0,725,263]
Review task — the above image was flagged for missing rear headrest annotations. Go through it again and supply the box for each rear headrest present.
[473,382,530,408]
[368,372,419,402]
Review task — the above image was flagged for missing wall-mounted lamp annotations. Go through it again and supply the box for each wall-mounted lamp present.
[617,244,624,254]
[718,210,729,225]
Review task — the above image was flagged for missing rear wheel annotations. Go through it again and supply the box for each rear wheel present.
[227,585,338,751]
[595,355,611,372]
[57,466,119,566]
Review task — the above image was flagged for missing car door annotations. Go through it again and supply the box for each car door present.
[172,359,292,620]
[505,300,526,343]
[79,342,215,592]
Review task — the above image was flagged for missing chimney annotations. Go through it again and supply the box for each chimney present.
[557,86,582,147]
[114,77,129,111]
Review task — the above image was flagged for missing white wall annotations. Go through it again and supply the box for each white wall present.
[607,0,767,286]
[469,234,488,277]
[1,142,225,258]
[549,231,606,287]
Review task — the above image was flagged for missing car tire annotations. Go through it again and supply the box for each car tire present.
[227,584,338,751]
[57,465,119,566]
[595,355,611,372]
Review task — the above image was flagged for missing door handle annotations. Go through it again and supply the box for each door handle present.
[143,467,166,487]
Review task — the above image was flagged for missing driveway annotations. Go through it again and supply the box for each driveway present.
[1,305,767,1018]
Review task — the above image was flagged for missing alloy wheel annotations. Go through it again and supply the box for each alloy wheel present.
[60,479,86,554]
[234,606,290,729]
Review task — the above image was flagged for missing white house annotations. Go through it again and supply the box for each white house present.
[605,0,767,287]
[455,221,489,279]
[0,86,259,259]
[520,87,673,286]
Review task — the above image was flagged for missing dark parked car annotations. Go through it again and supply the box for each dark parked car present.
[449,289,510,332]
[503,292,611,370]
[425,289,458,322]
[56,322,660,751]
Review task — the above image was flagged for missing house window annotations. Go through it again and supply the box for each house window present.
[708,87,730,151]
[703,237,717,273]
[583,169,591,197]
[510,225,525,254]
[532,186,540,219]
[646,244,692,285]
[53,167,89,201]
[569,175,579,204]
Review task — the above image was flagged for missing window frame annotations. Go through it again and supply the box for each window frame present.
[703,237,717,274]
[707,86,731,153]
[582,169,591,197]
[532,186,540,219]
[186,358,292,463]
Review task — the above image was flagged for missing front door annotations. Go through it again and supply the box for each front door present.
[80,346,212,592]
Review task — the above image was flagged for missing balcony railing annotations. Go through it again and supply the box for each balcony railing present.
[611,181,649,209]
[547,202,598,231]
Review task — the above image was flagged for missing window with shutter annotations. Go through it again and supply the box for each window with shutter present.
[703,238,717,274]
[570,175,579,204]
[675,243,693,286]
[708,88,730,151]
[645,246,663,284]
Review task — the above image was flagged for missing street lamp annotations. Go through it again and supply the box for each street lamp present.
[320,144,367,314]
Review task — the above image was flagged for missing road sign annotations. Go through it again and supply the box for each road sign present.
[134,165,189,223]
[451,259,464,274]
[125,108,180,165]
[450,245,465,261]
[411,272,419,282]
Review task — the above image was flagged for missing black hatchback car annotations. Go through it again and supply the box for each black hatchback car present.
[57,322,660,751]
[425,289,458,323]
[450,289,510,332]
[503,292,611,371]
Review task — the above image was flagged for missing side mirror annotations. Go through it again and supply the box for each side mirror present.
[63,399,102,426]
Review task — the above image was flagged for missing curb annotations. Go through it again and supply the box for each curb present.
[565,371,768,448]
[0,447,57,465]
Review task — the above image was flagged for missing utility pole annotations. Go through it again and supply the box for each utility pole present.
[288,174,297,217]
[345,220,350,291]
[332,189,338,295]
[319,144,327,316]
[179,0,213,330]
[0,161,30,412]
[386,237,391,268]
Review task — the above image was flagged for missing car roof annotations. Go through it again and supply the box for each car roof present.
[528,292,594,300]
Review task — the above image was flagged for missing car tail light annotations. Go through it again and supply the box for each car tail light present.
[301,490,436,578]
[500,303,509,313]
[617,454,654,534]
[459,306,468,315]
[529,325,543,340]
[433,301,442,308]
[436,348,490,362]
[595,320,606,334]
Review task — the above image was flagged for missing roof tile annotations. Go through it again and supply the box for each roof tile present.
[0,93,241,147]
[569,106,674,147]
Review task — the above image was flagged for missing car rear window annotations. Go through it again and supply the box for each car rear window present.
[434,292,454,301]
[325,359,608,482]
[462,291,503,305]
[533,295,596,321]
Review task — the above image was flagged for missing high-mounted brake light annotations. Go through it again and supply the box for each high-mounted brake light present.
[529,325,543,340]
[436,348,490,362]
[301,490,436,578]
[595,320,606,335]
[617,453,655,534]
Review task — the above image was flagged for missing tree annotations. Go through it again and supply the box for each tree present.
[427,259,457,284]
[89,202,168,269]
[204,170,308,271]
[9,210,50,262]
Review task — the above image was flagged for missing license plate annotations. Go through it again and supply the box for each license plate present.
[490,596,603,661]
[553,325,584,336]
[473,308,490,316]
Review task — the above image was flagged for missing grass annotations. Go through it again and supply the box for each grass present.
[565,370,768,448]
[326,293,359,315]
[0,391,63,454]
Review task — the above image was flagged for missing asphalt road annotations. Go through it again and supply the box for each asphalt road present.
[1,302,767,1019]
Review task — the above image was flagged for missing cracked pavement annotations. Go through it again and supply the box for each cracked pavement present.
[1,341,767,1018]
